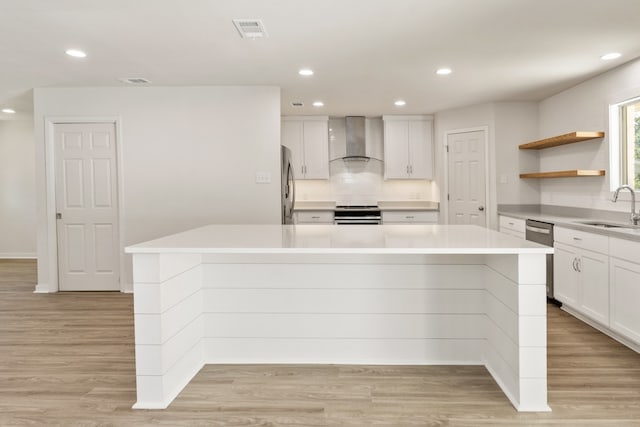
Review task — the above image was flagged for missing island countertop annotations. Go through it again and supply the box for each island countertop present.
[125,224,553,255]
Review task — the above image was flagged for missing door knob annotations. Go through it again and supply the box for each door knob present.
[56,213,62,219]
[478,206,485,212]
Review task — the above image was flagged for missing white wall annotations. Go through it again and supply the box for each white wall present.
[494,102,540,205]
[34,86,281,292]
[0,116,36,258]
[538,57,640,211]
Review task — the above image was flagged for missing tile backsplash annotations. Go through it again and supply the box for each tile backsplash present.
[295,160,439,204]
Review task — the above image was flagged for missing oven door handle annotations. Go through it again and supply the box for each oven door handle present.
[526,225,551,234]
[334,216,381,220]
[334,220,381,224]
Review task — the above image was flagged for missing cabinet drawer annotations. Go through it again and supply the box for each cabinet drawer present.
[499,215,525,233]
[609,237,640,264]
[295,211,334,223]
[502,229,525,240]
[382,211,438,224]
[554,227,608,254]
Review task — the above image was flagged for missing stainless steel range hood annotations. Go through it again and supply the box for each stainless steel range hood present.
[345,116,368,160]
[329,116,383,162]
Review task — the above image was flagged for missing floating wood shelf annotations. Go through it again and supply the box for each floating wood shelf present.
[520,170,606,179]
[519,131,605,150]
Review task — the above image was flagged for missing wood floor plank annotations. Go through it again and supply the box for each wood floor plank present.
[1,259,639,426]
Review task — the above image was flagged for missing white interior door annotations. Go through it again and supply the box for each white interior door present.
[447,130,487,226]
[54,123,119,291]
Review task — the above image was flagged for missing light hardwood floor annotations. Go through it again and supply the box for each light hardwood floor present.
[1,259,639,426]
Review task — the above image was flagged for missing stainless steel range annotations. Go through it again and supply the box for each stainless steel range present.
[334,205,382,225]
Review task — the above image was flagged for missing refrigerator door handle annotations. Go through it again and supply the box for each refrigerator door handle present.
[289,162,296,217]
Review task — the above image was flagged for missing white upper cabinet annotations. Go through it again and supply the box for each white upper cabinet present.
[383,116,434,179]
[281,116,329,180]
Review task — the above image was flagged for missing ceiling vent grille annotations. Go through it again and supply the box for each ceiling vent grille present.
[233,19,268,39]
[291,102,304,107]
[118,77,151,84]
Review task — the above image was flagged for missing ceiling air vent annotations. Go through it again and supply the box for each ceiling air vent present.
[233,19,268,39]
[118,77,151,84]
[290,102,304,107]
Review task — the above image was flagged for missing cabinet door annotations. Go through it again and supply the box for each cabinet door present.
[382,211,438,224]
[295,211,334,224]
[500,229,525,240]
[282,121,305,177]
[578,249,609,325]
[408,120,433,179]
[302,121,329,179]
[609,258,640,344]
[384,121,410,179]
[553,242,579,307]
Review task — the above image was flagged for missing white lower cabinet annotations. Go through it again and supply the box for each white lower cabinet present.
[554,228,609,326]
[609,238,640,345]
[382,210,438,224]
[554,242,580,307]
[576,249,609,325]
[498,215,525,240]
[294,210,334,224]
[554,227,640,351]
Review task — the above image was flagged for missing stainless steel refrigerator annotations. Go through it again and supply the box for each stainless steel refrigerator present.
[281,146,295,224]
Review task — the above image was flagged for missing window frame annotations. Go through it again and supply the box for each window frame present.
[609,95,640,191]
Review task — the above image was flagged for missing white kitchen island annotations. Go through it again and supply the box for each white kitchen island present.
[125,224,552,412]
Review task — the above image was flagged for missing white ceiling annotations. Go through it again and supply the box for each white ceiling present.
[2,0,640,119]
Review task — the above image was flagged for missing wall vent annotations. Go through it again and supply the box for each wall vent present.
[290,102,304,107]
[118,77,151,84]
[233,19,268,39]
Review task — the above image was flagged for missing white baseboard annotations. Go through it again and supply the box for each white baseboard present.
[34,283,55,293]
[0,253,36,259]
[562,305,640,353]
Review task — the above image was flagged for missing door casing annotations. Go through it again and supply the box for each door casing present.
[43,116,125,292]
[442,126,491,226]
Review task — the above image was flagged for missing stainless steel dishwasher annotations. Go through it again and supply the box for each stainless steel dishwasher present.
[525,219,557,303]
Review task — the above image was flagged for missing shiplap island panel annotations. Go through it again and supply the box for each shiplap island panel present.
[126,224,552,412]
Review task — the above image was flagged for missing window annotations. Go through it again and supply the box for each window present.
[610,96,640,190]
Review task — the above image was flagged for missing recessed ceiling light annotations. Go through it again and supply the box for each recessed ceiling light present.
[298,68,314,76]
[2,108,16,114]
[65,49,87,58]
[394,100,406,106]
[600,52,621,60]
[312,101,324,107]
[436,68,452,75]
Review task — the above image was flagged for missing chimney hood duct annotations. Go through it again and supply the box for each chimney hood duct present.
[345,116,368,160]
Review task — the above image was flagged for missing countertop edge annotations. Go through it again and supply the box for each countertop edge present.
[125,247,552,255]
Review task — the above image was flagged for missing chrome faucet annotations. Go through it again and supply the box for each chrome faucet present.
[612,185,640,225]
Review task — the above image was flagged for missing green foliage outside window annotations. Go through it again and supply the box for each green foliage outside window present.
[635,113,640,189]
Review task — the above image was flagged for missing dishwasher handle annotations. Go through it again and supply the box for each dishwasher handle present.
[526,225,551,235]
